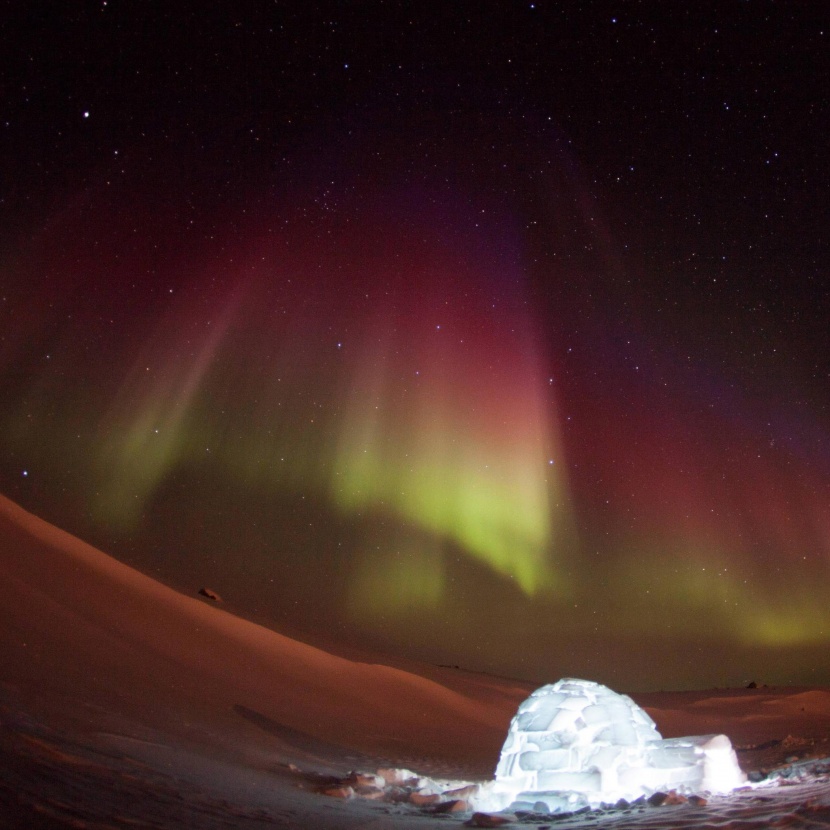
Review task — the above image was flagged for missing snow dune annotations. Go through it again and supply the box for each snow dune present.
[0,493,516,775]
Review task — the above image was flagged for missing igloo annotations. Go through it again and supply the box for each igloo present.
[485,679,745,814]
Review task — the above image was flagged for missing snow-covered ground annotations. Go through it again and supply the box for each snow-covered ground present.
[1,492,829,828]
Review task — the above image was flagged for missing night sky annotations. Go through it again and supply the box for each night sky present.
[2,2,828,691]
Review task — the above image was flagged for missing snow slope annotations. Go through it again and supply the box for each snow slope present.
[2,492,830,828]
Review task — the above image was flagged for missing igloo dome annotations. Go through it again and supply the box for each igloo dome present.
[487,678,744,814]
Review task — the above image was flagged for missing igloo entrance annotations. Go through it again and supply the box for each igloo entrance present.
[487,678,745,813]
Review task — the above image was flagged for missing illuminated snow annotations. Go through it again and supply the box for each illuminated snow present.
[484,678,745,813]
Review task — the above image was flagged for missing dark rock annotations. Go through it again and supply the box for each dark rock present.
[663,792,688,805]
[198,587,222,601]
[433,799,470,814]
[467,812,516,827]
[410,792,442,806]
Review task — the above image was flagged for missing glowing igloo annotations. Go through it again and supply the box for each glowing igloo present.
[487,679,745,813]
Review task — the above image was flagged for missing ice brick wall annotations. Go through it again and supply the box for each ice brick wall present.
[489,679,745,813]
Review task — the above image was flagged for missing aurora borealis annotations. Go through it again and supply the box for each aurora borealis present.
[2,2,828,690]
